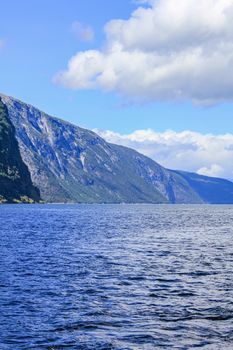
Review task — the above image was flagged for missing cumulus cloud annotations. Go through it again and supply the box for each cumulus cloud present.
[94,128,233,180]
[55,0,233,105]
[71,21,94,42]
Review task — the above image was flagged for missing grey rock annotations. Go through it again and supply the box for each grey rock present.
[2,93,233,204]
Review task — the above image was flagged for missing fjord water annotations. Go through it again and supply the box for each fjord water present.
[0,205,233,350]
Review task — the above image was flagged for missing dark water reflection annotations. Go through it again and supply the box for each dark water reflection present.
[0,204,233,349]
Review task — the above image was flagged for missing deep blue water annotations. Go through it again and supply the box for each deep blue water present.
[0,204,233,350]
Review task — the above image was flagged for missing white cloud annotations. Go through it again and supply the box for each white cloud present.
[71,21,94,42]
[55,0,233,105]
[94,128,233,180]
[197,164,224,177]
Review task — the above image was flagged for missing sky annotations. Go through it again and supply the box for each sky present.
[1,0,233,179]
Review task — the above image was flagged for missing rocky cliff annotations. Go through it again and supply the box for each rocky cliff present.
[2,93,233,204]
[0,97,40,203]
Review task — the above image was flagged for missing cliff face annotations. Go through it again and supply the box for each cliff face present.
[2,93,233,204]
[1,94,202,204]
[0,98,40,203]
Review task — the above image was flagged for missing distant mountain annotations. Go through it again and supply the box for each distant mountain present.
[0,97,40,203]
[1,93,233,204]
[172,170,233,204]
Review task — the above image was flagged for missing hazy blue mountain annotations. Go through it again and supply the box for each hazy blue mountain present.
[1,93,233,204]
[0,97,40,203]
[173,170,233,204]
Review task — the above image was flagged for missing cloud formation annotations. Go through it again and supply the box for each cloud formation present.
[55,0,233,105]
[94,128,233,180]
[71,21,94,42]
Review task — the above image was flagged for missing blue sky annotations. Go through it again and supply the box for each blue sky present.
[1,0,233,136]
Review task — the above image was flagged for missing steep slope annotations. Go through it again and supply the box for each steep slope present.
[1,94,203,204]
[0,98,40,203]
[173,170,233,204]
[2,93,233,204]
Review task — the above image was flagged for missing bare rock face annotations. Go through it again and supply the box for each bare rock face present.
[1,93,233,204]
[0,97,40,203]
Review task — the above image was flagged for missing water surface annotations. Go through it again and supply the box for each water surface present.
[0,204,233,349]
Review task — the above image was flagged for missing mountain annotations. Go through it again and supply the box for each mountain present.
[172,170,233,204]
[0,97,40,203]
[1,93,233,204]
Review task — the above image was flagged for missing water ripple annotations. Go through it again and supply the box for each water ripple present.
[0,204,233,349]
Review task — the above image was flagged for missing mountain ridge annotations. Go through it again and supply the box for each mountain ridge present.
[1,92,233,204]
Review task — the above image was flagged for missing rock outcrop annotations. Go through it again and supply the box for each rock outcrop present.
[0,97,40,203]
